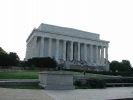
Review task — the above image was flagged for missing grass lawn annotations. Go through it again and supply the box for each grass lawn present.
[0,71,120,79]
[74,71,121,79]
[0,71,38,79]
[0,71,122,89]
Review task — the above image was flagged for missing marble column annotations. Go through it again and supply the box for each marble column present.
[84,44,87,61]
[55,39,59,61]
[96,46,99,65]
[48,38,52,57]
[105,46,109,71]
[40,37,44,57]
[78,42,80,61]
[105,46,108,62]
[63,40,66,61]
[27,39,30,58]
[98,46,101,65]
[33,36,37,57]
[101,46,104,65]
[70,41,73,61]
[90,44,93,63]
[73,42,76,60]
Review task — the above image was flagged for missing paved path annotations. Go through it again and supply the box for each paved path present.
[46,87,133,100]
[0,88,54,100]
[0,87,133,100]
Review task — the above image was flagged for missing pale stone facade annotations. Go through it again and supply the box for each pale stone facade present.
[25,23,109,71]
[39,71,74,90]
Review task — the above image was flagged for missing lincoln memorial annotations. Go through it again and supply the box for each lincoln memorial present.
[25,23,109,71]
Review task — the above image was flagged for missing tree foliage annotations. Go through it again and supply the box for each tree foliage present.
[26,57,57,69]
[8,52,20,65]
[121,60,131,71]
[110,60,132,72]
[0,47,20,66]
[110,61,120,72]
[0,47,6,54]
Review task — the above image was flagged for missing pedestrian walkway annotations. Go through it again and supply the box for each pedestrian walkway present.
[0,88,54,100]
[0,87,133,100]
[46,87,133,100]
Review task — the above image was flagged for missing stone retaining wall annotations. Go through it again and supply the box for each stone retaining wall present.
[0,79,39,86]
[39,71,74,90]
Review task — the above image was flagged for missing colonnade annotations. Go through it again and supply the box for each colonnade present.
[26,36,108,66]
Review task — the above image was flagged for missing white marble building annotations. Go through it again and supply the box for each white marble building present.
[25,23,109,71]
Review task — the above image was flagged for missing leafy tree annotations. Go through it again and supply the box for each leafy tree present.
[27,57,57,69]
[0,47,6,53]
[9,52,20,66]
[0,47,20,66]
[110,60,120,72]
[0,53,11,66]
[110,60,132,72]
[121,60,132,72]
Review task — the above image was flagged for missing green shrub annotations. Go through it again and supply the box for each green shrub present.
[74,80,89,89]
[27,57,57,69]
[104,77,133,83]
[0,52,19,67]
[74,79,106,89]
[86,79,106,89]
[64,69,133,76]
